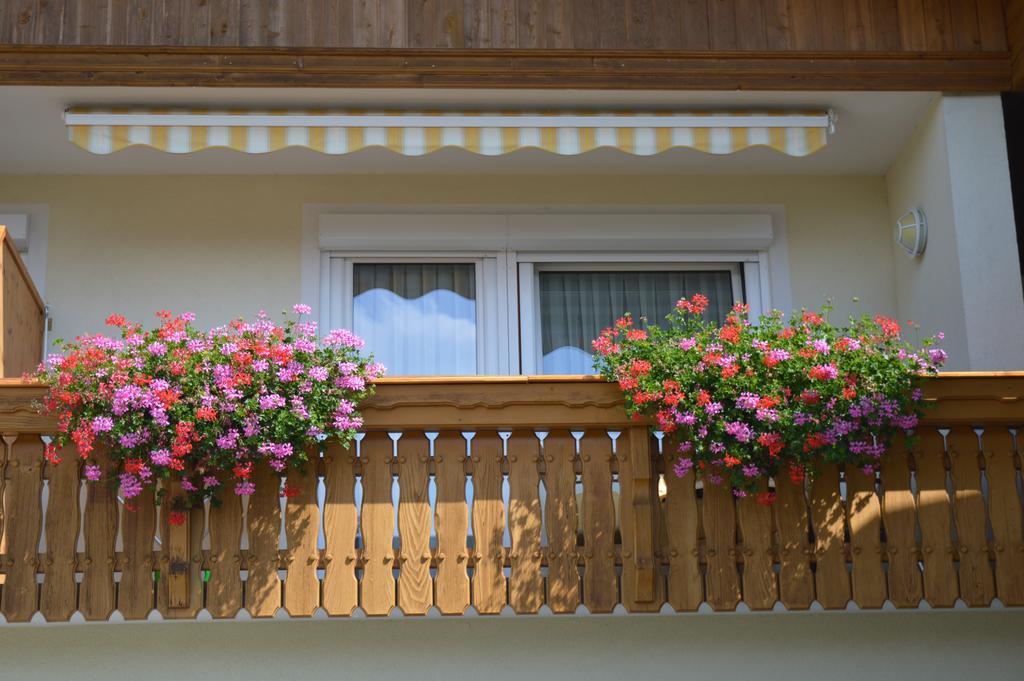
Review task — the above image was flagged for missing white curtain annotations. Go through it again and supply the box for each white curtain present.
[353,263,477,375]
[539,270,734,374]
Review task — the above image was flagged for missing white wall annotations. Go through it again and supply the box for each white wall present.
[0,174,895,351]
[886,95,1024,370]
[0,612,1020,681]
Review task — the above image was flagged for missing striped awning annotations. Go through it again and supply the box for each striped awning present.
[65,110,833,157]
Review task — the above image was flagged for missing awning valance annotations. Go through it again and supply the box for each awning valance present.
[65,110,833,157]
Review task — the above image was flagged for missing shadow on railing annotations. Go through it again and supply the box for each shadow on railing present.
[0,373,1021,622]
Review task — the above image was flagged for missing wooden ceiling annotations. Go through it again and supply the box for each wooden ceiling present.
[0,0,1017,90]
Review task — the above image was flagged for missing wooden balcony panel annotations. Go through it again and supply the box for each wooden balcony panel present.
[0,373,1020,621]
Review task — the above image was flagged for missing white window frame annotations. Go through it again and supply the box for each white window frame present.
[309,208,784,375]
[323,252,508,375]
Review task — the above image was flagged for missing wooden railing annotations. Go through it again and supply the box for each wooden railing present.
[0,227,44,378]
[0,373,1022,622]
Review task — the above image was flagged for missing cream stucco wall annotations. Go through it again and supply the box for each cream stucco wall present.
[0,174,895,349]
[0,611,1020,681]
[886,95,1024,371]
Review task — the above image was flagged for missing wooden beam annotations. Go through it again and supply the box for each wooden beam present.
[0,46,1011,91]
[1008,0,1024,90]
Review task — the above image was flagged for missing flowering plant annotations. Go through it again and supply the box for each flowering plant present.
[592,295,946,503]
[37,305,382,513]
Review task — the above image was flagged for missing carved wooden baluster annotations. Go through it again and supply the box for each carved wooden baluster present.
[881,438,923,607]
[663,445,702,612]
[397,433,432,615]
[79,447,118,621]
[360,432,396,616]
[157,487,204,619]
[914,430,958,607]
[618,427,662,612]
[701,478,741,611]
[283,454,322,617]
[845,465,886,608]
[1,434,44,621]
[433,432,469,615]
[946,427,995,606]
[40,445,81,621]
[979,428,1024,605]
[579,430,617,613]
[206,476,243,619]
[469,431,506,614]
[809,464,850,609]
[118,486,157,620]
[737,479,777,611]
[542,430,580,613]
[507,431,543,614]
[322,440,358,616]
[245,465,282,617]
[773,471,814,609]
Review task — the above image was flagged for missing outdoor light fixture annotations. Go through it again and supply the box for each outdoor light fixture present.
[896,207,927,257]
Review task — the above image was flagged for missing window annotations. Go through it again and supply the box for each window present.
[316,211,775,376]
[352,263,478,375]
[533,267,738,374]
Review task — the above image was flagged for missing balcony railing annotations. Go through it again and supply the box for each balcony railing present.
[0,373,1021,622]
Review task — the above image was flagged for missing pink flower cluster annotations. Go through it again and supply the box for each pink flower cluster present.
[38,306,381,511]
[593,296,945,501]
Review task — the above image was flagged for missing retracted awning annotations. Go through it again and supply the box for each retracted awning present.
[65,109,834,157]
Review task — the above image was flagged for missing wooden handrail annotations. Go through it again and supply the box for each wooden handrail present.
[2,372,1022,433]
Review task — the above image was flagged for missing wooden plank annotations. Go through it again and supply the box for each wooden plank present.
[773,472,814,610]
[244,464,282,617]
[40,447,80,621]
[126,0,155,45]
[0,230,45,378]
[948,0,981,50]
[914,430,958,607]
[117,487,157,620]
[206,482,243,619]
[396,433,432,615]
[868,0,903,49]
[0,46,1012,91]
[881,439,923,607]
[542,430,580,613]
[507,430,543,614]
[736,480,777,611]
[1,434,44,621]
[896,0,927,49]
[487,0,517,47]
[977,0,1008,50]
[701,479,741,611]
[707,0,738,50]
[763,0,790,49]
[734,0,767,50]
[662,441,702,611]
[678,0,710,50]
[433,432,469,615]
[844,465,886,608]
[579,430,617,613]
[980,428,1024,606]
[596,0,626,49]
[34,0,68,44]
[79,448,117,620]
[359,431,396,616]
[157,495,204,619]
[808,464,850,609]
[624,0,656,49]
[921,0,953,50]
[618,427,662,611]
[210,0,241,46]
[469,431,506,614]
[787,0,821,49]
[817,0,848,49]
[946,427,995,606]
[283,461,322,617]
[322,439,358,616]
[162,479,191,608]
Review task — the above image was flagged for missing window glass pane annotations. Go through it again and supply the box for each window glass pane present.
[538,270,734,374]
[353,263,477,375]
